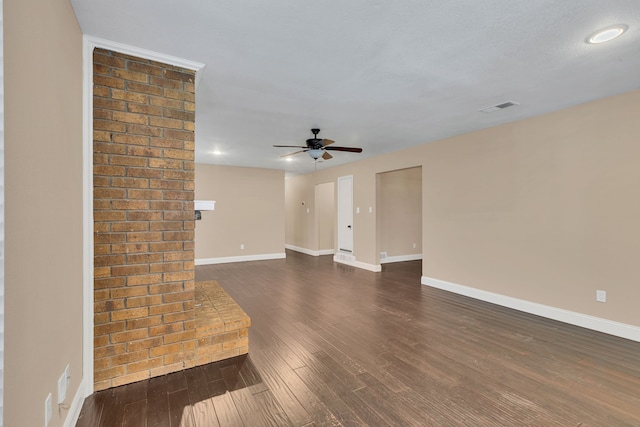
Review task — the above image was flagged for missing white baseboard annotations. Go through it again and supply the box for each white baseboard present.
[317,249,336,256]
[380,254,423,264]
[421,276,640,343]
[63,377,88,427]
[333,252,382,272]
[285,244,335,257]
[195,253,286,265]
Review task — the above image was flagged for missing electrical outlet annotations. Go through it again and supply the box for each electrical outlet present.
[65,365,70,392]
[413,243,416,249]
[45,393,52,426]
[596,290,607,302]
[240,244,244,250]
[57,371,66,404]
[57,365,70,405]
[380,252,387,259]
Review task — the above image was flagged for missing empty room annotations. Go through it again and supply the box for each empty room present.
[4,1,640,426]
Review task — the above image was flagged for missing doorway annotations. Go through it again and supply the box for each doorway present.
[314,182,335,254]
[337,175,354,253]
[376,167,422,264]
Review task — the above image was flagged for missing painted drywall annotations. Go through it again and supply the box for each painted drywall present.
[195,164,285,260]
[286,89,640,328]
[420,90,640,328]
[287,156,422,265]
[5,0,84,426]
[315,182,335,252]
[377,167,422,260]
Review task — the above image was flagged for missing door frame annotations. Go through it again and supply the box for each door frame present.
[336,175,354,253]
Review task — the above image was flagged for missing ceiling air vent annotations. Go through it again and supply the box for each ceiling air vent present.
[478,101,520,114]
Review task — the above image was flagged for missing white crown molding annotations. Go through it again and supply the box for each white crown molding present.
[195,253,286,265]
[285,244,335,257]
[84,35,206,85]
[421,276,640,343]
[380,254,423,264]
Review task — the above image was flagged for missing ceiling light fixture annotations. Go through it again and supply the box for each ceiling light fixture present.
[587,25,628,44]
[307,149,323,159]
[212,150,222,155]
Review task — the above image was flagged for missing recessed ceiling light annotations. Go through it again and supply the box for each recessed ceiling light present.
[285,157,293,162]
[212,150,222,155]
[587,25,628,44]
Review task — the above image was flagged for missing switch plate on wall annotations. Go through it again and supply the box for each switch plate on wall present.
[45,393,52,426]
[57,370,67,404]
[596,290,606,302]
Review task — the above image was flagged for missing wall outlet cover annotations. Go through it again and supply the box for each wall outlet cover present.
[58,370,67,404]
[45,393,52,426]
[596,290,607,302]
[380,252,387,259]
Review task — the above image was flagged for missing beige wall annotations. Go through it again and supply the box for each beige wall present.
[315,182,335,251]
[284,174,313,250]
[377,167,422,259]
[421,90,640,327]
[5,0,84,425]
[195,164,285,259]
[287,156,422,265]
[285,89,640,328]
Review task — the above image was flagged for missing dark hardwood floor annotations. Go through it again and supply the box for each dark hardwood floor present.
[77,250,640,426]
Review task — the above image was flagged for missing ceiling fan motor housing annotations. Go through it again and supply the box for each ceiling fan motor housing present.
[307,129,323,148]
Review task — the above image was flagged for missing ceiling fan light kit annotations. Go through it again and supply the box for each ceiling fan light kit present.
[273,128,363,161]
[308,149,323,159]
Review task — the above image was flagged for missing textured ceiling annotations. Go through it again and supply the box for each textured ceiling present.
[71,0,640,175]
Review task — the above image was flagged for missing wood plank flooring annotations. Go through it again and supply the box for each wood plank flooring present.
[77,250,640,426]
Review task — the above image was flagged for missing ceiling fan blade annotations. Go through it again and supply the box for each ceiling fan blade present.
[280,150,307,158]
[273,145,307,148]
[323,146,363,153]
[322,151,333,160]
[321,139,335,147]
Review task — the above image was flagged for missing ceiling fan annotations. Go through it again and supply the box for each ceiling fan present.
[274,129,363,160]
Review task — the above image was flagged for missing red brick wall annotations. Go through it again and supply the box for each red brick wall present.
[92,48,196,391]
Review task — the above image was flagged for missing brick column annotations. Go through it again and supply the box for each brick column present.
[92,48,196,391]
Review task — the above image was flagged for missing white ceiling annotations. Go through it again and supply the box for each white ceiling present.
[71,0,640,175]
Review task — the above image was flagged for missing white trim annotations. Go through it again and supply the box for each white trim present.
[421,276,640,343]
[333,253,382,272]
[318,249,336,256]
[81,34,96,400]
[82,35,207,400]
[0,3,4,425]
[380,254,423,264]
[84,36,206,84]
[62,377,87,427]
[195,253,286,265]
[285,244,334,257]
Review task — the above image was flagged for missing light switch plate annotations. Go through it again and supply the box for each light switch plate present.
[45,393,52,426]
